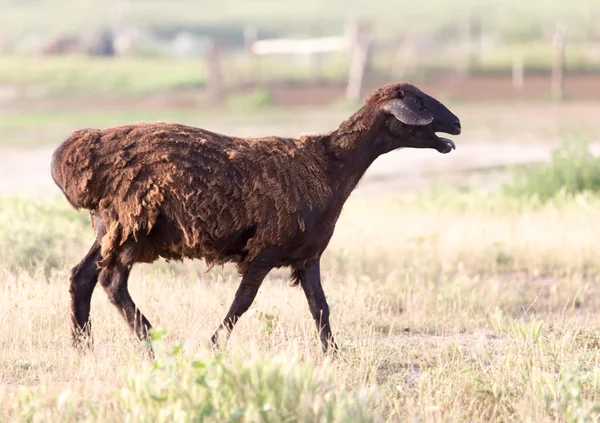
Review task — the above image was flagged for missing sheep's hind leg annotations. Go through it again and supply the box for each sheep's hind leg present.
[210,251,276,349]
[99,252,153,344]
[70,240,102,349]
[296,261,338,354]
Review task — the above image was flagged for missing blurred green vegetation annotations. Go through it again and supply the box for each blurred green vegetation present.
[503,138,600,202]
[0,55,353,99]
[1,0,599,41]
[117,333,375,423]
[0,45,598,104]
[0,0,598,106]
[0,56,207,97]
[0,195,90,276]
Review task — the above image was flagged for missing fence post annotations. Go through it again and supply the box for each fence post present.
[346,22,372,102]
[552,23,567,100]
[205,38,223,105]
[512,52,524,90]
[243,25,257,53]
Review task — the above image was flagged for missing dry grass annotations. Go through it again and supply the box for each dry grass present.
[1,191,600,421]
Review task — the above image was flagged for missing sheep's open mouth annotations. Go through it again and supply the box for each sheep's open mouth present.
[434,133,456,154]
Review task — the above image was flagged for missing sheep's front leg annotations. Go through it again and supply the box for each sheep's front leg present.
[99,260,152,342]
[211,252,275,348]
[297,261,338,353]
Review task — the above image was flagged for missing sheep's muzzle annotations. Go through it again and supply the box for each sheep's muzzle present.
[432,117,461,154]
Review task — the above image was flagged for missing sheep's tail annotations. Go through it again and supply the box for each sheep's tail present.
[50,130,102,211]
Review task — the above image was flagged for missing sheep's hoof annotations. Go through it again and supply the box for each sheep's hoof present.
[139,338,155,360]
[210,328,230,352]
[72,326,94,352]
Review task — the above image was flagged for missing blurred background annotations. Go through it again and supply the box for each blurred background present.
[1,0,599,195]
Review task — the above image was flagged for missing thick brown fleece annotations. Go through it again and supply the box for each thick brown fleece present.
[52,122,337,269]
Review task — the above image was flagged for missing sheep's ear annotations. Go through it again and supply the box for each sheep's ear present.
[381,98,433,126]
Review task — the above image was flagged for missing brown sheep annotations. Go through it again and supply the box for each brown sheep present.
[51,82,461,353]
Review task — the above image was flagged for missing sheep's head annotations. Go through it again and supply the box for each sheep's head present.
[370,83,461,154]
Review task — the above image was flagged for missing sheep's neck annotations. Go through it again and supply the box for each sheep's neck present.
[324,109,382,200]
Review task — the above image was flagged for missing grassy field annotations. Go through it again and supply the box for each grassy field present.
[0,49,598,105]
[1,1,600,105]
[2,186,600,421]
[2,2,600,421]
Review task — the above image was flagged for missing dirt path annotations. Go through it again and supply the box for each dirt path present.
[2,140,599,197]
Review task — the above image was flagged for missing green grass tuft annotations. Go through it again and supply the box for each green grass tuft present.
[118,331,376,423]
[503,138,600,202]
